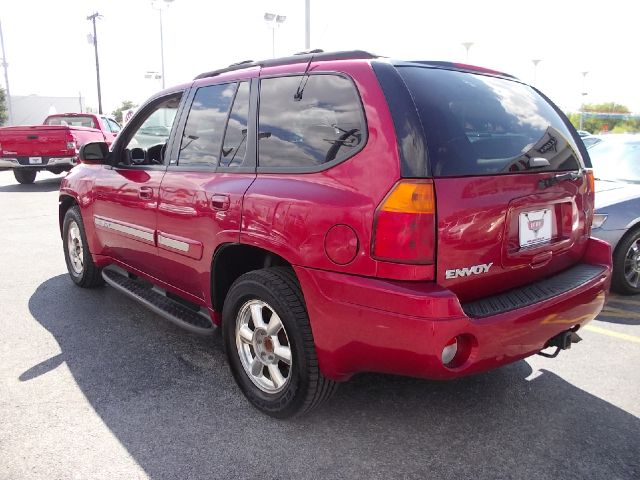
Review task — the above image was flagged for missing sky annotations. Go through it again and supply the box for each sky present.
[1,0,639,117]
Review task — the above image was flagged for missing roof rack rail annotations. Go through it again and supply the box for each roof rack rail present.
[194,50,378,80]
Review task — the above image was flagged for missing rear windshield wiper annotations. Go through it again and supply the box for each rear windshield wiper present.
[538,171,581,189]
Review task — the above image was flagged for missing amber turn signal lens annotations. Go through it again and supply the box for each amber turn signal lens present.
[380,181,435,214]
[586,170,595,193]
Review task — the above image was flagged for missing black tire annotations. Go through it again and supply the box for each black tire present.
[222,267,337,418]
[62,206,104,288]
[612,227,640,295]
[13,169,37,184]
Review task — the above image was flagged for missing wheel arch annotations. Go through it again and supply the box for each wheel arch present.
[211,243,293,313]
[58,194,78,238]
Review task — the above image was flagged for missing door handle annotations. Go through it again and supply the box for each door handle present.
[139,186,154,199]
[210,194,230,211]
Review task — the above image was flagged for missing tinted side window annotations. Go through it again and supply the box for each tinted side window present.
[258,75,365,168]
[220,81,250,167]
[178,83,236,167]
[397,67,582,176]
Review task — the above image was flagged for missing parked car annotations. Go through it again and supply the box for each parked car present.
[59,50,611,418]
[582,134,603,149]
[589,135,640,294]
[0,113,121,184]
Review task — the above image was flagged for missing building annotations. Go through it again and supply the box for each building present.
[9,94,86,125]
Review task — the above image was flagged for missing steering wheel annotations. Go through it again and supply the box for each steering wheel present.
[129,147,147,165]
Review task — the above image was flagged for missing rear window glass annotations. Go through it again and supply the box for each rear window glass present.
[45,115,96,128]
[258,74,365,169]
[397,67,582,176]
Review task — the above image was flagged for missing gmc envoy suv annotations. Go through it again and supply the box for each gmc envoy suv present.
[59,50,612,417]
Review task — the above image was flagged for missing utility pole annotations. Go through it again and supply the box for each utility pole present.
[305,0,310,50]
[0,19,13,125]
[87,12,103,114]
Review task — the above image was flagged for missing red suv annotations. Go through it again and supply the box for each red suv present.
[59,50,611,418]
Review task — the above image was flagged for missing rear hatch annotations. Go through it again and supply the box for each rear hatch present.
[395,66,592,302]
[0,125,76,158]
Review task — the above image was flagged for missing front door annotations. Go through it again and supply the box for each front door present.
[91,92,183,277]
[155,79,256,302]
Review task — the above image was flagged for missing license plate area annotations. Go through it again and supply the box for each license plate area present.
[519,208,552,248]
[28,156,42,164]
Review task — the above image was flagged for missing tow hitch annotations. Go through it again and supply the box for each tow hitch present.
[538,329,582,358]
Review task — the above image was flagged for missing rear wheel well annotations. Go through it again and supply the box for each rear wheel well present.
[211,244,291,312]
[59,195,78,237]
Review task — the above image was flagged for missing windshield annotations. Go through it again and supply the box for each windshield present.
[589,140,640,184]
[397,67,583,176]
[45,115,96,128]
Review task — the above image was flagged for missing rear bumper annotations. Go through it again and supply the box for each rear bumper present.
[295,237,611,382]
[0,156,77,170]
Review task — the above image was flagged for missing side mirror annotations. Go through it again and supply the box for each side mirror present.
[79,142,109,163]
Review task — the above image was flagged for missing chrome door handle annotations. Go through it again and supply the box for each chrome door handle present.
[139,186,154,199]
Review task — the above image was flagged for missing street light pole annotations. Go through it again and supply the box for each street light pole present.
[264,13,286,58]
[532,59,541,85]
[579,71,589,131]
[0,18,13,125]
[305,0,310,50]
[461,42,474,62]
[159,7,165,89]
[87,12,103,114]
[152,0,174,90]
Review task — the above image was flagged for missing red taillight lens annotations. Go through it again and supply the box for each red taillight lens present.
[65,133,78,152]
[372,180,436,264]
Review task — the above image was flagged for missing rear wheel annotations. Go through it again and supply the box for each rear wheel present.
[612,228,640,295]
[62,206,104,288]
[13,170,37,184]
[222,267,337,418]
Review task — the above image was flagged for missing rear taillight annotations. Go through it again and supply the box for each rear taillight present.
[372,180,436,264]
[66,140,77,151]
[586,169,595,193]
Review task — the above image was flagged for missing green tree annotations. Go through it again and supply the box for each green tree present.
[112,100,137,123]
[568,102,640,134]
[0,86,7,126]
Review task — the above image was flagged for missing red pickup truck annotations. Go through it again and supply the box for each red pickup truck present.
[0,113,121,184]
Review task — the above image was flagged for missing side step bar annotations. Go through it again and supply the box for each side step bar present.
[102,268,216,336]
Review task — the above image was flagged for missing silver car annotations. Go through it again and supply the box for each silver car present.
[590,134,640,294]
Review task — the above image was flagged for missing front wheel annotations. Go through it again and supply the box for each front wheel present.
[612,228,640,295]
[13,169,37,184]
[62,206,104,288]
[222,267,337,418]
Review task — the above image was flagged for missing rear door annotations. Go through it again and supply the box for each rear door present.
[396,66,592,301]
[155,79,256,301]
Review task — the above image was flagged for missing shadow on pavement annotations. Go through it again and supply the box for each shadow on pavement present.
[28,275,640,480]
[598,295,640,325]
[0,176,62,193]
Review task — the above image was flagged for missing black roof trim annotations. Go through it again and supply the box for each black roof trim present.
[390,60,518,80]
[194,50,378,80]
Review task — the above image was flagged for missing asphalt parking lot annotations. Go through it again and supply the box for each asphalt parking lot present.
[1,170,638,480]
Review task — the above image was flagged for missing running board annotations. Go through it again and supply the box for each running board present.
[102,267,215,336]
